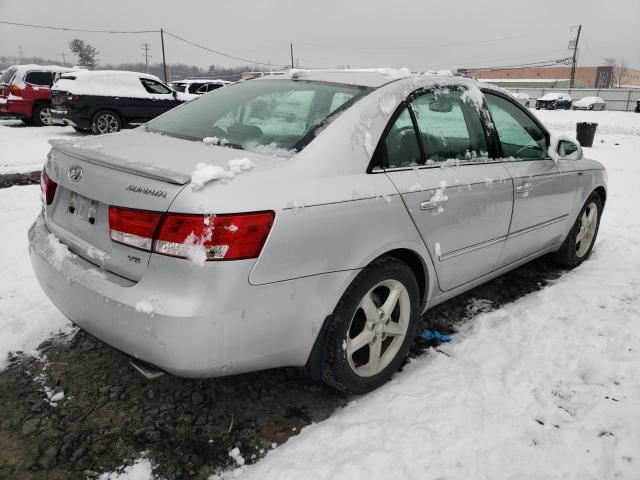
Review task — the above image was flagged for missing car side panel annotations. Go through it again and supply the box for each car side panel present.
[248,172,433,291]
[499,159,578,265]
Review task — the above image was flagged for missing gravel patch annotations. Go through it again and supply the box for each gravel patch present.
[0,242,564,479]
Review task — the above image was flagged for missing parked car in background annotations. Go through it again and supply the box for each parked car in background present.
[572,96,606,111]
[31,71,606,394]
[0,64,75,125]
[170,78,231,95]
[535,93,572,110]
[512,92,530,107]
[51,70,189,134]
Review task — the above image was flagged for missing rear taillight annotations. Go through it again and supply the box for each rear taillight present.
[107,208,274,261]
[9,84,20,96]
[108,207,163,251]
[40,171,57,206]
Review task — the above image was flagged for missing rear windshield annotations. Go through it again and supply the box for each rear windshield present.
[147,79,366,152]
[0,68,17,84]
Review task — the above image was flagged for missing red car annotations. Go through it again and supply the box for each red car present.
[0,64,75,126]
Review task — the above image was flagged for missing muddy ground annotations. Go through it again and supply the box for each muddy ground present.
[0,174,566,479]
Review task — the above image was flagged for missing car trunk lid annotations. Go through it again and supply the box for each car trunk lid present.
[44,144,188,281]
[44,130,281,280]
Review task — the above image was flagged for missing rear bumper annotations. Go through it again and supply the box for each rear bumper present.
[51,109,89,129]
[28,214,353,377]
[0,97,32,118]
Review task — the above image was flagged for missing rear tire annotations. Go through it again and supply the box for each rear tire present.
[553,192,603,268]
[91,110,122,134]
[320,256,420,394]
[32,103,53,127]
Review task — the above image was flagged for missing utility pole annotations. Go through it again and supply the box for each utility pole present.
[141,42,152,73]
[290,43,294,69]
[160,28,168,82]
[569,24,582,88]
[61,52,66,67]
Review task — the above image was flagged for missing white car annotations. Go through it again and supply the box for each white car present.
[572,96,606,111]
[512,92,530,107]
[171,79,231,95]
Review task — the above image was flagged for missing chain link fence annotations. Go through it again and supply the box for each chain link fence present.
[507,88,640,112]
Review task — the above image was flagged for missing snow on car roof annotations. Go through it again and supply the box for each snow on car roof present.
[576,96,603,102]
[255,68,465,88]
[59,69,163,82]
[52,70,180,100]
[5,64,77,76]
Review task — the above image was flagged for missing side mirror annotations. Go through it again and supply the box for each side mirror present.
[172,90,178,99]
[549,134,583,163]
[558,140,579,157]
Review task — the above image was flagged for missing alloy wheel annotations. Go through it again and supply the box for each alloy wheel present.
[345,279,411,377]
[40,107,53,126]
[95,113,120,134]
[576,201,598,258]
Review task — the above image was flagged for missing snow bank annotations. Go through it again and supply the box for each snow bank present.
[97,457,154,480]
[0,185,73,368]
[229,110,640,480]
[0,120,83,174]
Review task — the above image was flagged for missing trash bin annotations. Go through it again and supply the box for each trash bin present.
[576,122,598,147]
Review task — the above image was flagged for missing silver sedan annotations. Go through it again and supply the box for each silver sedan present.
[29,70,606,393]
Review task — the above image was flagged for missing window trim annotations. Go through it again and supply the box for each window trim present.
[481,89,552,162]
[24,70,54,87]
[369,85,501,173]
[139,77,173,95]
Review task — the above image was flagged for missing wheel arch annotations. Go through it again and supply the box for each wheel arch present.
[306,247,432,380]
[594,185,606,206]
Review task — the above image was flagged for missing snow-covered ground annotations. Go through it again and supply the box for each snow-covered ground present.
[0,119,83,174]
[220,109,640,480]
[0,109,639,479]
[0,184,74,368]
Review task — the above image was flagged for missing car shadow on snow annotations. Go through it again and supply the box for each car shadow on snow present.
[0,257,565,479]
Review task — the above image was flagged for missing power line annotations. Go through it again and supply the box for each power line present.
[162,30,287,68]
[1,19,287,71]
[0,19,158,34]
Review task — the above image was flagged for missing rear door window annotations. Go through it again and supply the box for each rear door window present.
[0,68,17,84]
[484,93,547,159]
[410,90,487,163]
[25,71,54,86]
[140,78,172,95]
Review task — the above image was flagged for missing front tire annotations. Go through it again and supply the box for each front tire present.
[553,192,603,268]
[91,110,122,134]
[320,256,420,394]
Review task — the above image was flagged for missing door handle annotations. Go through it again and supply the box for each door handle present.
[420,199,448,210]
[516,182,533,193]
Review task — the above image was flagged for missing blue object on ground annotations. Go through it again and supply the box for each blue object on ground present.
[419,329,453,342]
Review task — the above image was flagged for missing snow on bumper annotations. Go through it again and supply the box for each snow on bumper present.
[28,214,351,377]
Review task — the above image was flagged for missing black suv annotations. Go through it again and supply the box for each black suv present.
[51,70,187,134]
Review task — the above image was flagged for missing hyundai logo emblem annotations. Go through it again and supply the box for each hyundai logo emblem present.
[68,165,83,182]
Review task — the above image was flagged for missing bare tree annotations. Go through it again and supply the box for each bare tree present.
[616,60,628,88]
[603,57,616,67]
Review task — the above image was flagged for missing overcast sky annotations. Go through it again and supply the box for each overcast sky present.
[1,0,638,71]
